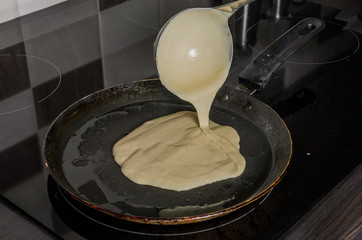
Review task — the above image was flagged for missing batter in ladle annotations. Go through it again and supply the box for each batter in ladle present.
[113,8,246,191]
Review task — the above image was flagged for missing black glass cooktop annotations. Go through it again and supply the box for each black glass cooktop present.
[0,0,361,239]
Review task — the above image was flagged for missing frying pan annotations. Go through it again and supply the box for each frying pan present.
[43,79,291,224]
[43,18,324,225]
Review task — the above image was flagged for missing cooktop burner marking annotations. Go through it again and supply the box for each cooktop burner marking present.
[235,13,245,23]
[246,18,360,65]
[0,103,33,116]
[259,188,273,205]
[122,0,159,30]
[21,55,62,104]
[58,184,273,236]
[0,54,62,115]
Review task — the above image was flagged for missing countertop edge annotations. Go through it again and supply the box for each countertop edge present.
[280,163,362,240]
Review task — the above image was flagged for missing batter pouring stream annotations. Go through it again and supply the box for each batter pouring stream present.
[113,8,246,191]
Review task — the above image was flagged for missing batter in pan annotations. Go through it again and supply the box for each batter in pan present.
[113,8,246,191]
[112,111,245,191]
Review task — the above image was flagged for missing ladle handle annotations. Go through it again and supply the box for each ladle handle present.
[239,18,325,90]
[216,0,256,15]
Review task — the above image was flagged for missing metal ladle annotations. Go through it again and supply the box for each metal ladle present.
[154,0,255,127]
[154,0,256,78]
[154,0,255,50]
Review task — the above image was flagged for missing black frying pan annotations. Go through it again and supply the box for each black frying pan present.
[43,18,325,225]
[43,79,291,224]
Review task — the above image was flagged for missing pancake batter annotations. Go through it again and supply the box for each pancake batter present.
[113,111,245,191]
[113,8,246,191]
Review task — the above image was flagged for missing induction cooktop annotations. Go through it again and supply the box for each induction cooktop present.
[0,0,361,239]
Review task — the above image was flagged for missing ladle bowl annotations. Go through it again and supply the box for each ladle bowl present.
[154,0,255,128]
[153,0,255,98]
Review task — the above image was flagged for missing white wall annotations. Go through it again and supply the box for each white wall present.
[0,0,67,24]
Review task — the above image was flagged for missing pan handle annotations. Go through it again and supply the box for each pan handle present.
[239,18,325,91]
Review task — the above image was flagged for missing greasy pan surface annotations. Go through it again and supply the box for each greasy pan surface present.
[43,79,292,224]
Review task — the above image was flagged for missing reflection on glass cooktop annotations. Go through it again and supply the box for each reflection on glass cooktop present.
[48,176,285,239]
[0,0,362,239]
